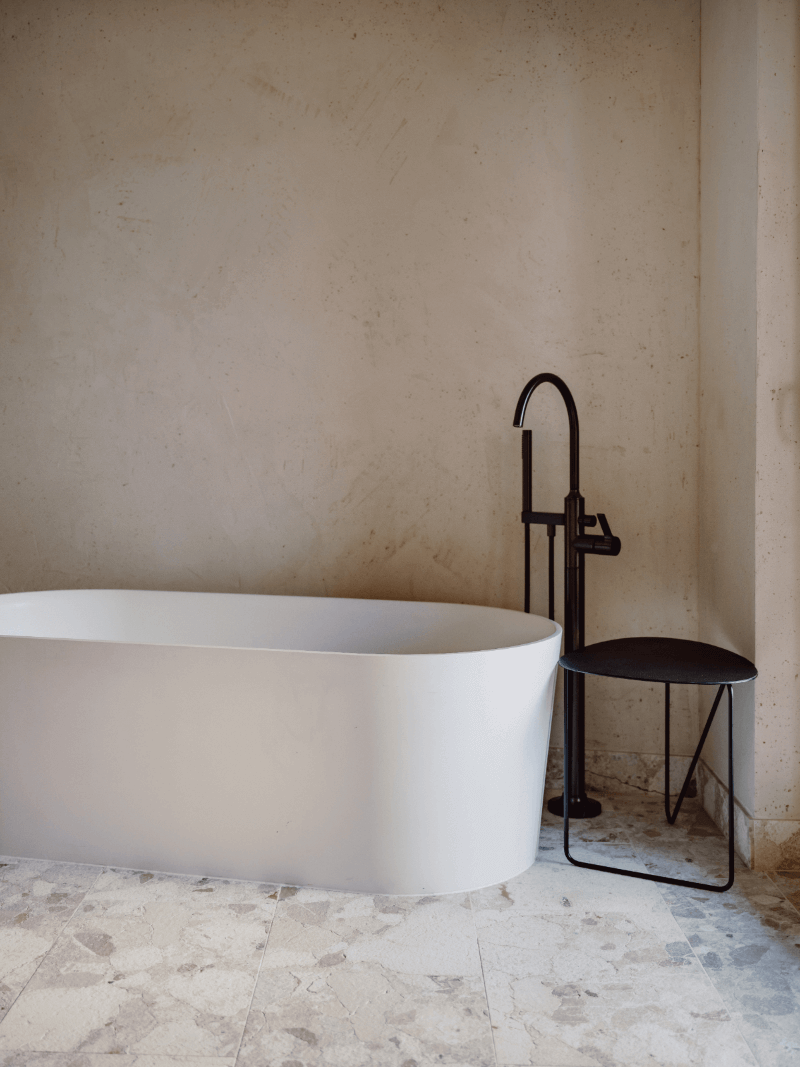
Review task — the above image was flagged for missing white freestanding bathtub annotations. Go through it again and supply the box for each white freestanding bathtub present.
[0,590,560,894]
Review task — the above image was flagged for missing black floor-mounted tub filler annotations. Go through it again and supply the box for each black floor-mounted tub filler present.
[514,373,757,893]
[513,373,621,819]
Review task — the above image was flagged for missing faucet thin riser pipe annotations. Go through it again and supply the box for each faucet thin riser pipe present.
[523,431,532,614]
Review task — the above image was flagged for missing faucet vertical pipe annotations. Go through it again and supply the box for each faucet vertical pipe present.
[522,430,532,614]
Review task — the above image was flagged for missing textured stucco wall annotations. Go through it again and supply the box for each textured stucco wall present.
[0,1,701,756]
[754,0,800,830]
[699,0,758,814]
[700,0,800,864]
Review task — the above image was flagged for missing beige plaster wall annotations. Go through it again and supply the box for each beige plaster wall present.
[754,0,800,827]
[700,0,800,865]
[698,0,757,812]
[0,1,701,757]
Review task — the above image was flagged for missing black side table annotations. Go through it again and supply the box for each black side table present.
[559,637,757,893]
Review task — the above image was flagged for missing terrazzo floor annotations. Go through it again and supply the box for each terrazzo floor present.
[1,791,798,1067]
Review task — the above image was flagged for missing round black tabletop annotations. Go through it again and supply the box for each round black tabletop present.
[559,637,757,686]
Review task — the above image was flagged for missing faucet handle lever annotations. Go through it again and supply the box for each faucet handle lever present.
[572,513,621,556]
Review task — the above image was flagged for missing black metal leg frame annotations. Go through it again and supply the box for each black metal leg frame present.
[562,670,735,893]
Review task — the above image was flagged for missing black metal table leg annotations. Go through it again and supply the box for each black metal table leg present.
[666,684,726,825]
[562,671,736,893]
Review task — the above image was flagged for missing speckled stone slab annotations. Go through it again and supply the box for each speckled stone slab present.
[0,868,278,1058]
[472,862,757,1066]
[0,858,102,1025]
[2,791,799,1066]
[0,1056,236,1066]
[237,886,494,1067]
[658,875,800,1067]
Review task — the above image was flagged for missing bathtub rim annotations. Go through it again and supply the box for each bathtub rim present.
[0,588,562,657]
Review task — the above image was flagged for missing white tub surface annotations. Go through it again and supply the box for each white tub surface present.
[0,590,561,894]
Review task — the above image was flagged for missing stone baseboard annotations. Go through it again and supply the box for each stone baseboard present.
[696,761,800,871]
[546,747,800,871]
[694,760,752,867]
[545,747,694,799]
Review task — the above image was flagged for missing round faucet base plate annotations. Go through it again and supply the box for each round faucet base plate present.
[547,794,602,819]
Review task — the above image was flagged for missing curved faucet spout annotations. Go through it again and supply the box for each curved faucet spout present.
[513,372,580,491]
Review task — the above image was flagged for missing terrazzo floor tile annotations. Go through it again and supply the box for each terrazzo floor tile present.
[660,876,800,1067]
[472,858,757,1066]
[538,792,648,875]
[767,871,800,912]
[0,1055,235,1065]
[540,793,628,845]
[2,790,798,1067]
[0,868,278,1058]
[536,829,645,877]
[598,791,800,1066]
[0,858,102,1024]
[616,792,735,850]
[237,885,494,1067]
[592,792,754,899]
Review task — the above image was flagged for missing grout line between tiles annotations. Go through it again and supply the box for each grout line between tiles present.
[764,870,800,920]
[468,888,499,1067]
[231,882,284,1066]
[0,858,107,1036]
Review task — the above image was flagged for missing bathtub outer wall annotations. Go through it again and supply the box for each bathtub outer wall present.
[0,610,560,895]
